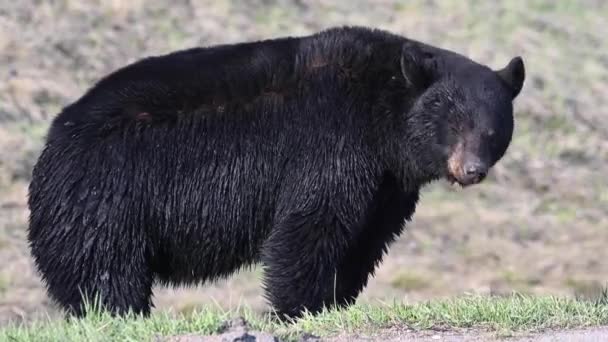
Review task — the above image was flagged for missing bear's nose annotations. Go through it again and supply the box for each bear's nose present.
[462,162,488,184]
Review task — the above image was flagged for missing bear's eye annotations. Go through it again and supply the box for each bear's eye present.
[485,129,495,137]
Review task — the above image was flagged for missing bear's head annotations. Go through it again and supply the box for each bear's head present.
[399,44,525,187]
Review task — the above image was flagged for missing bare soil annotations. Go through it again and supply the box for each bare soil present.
[330,326,608,341]
[165,320,608,342]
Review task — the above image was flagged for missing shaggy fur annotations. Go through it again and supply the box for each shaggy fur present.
[27,26,525,318]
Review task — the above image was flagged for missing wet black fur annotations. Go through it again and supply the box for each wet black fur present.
[27,26,524,318]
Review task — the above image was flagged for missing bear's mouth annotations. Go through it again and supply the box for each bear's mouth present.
[445,169,486,188]
[446,172,466,187]
[446,141,487,187]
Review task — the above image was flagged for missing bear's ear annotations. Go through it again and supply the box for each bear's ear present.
[496,56,525,99]
[400,43,435,89]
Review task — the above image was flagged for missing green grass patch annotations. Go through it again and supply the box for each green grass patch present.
[533,199,578,223]
[2,293,608,341]
[565,279,607,302]
[390,272,431,291]
[499,271,542,293]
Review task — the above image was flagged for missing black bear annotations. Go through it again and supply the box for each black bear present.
[28,26,525,318]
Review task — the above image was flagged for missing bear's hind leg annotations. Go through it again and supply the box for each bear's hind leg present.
[30,217,154,317]
[51,249,153,317]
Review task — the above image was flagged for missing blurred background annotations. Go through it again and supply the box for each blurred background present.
[0,0,606,325]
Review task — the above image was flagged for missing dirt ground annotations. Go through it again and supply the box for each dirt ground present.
[330,326,608,341]
[0,0,607,327]
[167,319,608,341]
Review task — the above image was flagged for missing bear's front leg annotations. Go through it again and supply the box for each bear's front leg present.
[261,209,354,318]
[334,181,418,306]
[261,176,376,318]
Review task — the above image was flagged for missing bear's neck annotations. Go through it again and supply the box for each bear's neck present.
[299,28,447,189]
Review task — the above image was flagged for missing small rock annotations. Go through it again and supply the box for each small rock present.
[166,317,280,342]
[167,330,279,342]
[299,332,321,342]
[220,330,277,342]
[219,317,249,334]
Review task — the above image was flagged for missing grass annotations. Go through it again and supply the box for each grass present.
[390,272,431,291]
[501,271,541,289]
[2,293,608,341]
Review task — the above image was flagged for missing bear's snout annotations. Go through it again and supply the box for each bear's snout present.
[447,140,488,187]
[460,160,488,185]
